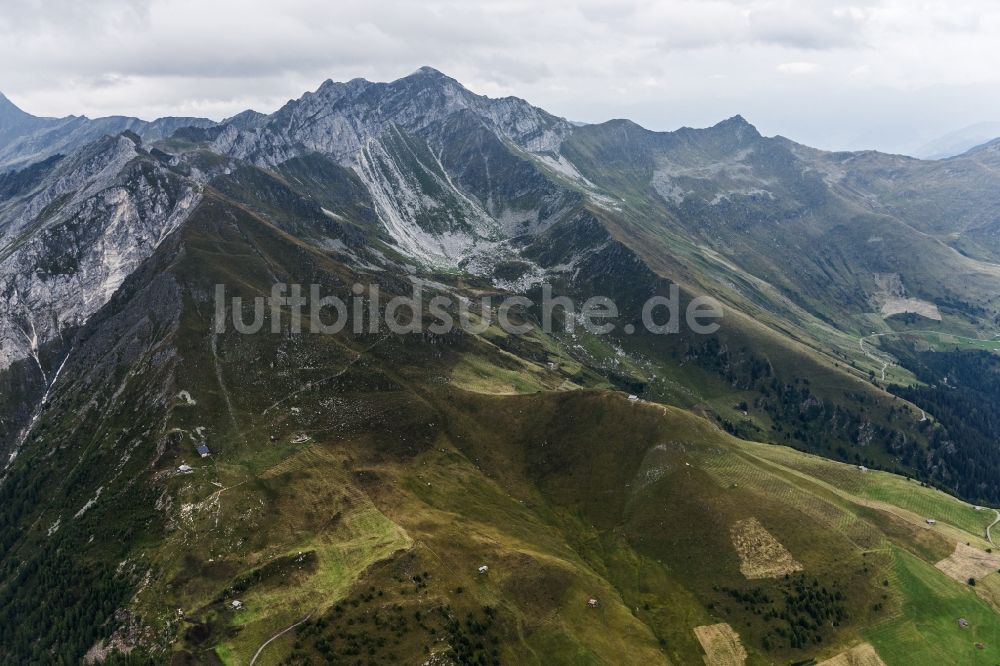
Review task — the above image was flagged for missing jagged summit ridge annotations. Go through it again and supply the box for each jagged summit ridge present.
[215,65,572,167]
[208,67,579,265]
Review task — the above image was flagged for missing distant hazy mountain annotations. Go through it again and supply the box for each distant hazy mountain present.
[912,121,1000,159]
[0,91,215,172]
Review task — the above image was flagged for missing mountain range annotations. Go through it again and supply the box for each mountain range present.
[2,67,1000,665]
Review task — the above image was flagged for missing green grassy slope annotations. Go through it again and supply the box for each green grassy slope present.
[175,386,1000,665]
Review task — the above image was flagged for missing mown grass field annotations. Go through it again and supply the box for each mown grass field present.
[866,547,1000,665]
[741,442,995,540]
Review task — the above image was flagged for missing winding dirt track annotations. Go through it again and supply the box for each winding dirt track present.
[987,509,1000,547]
[249,613,312,666]
[859,329,1000,385]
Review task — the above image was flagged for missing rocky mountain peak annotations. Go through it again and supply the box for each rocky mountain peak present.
[400,65,461,86]
[401,66,462,90]
[0,91,26,117]
[221,109,268,131]
[711,114,761,139]
[0,92,39,133]
[413,65,448,78]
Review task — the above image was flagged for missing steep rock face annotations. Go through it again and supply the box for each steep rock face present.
[212,68,580,265]
[0,134,201,374]
[0,226,185,657]
[354,126,495,263]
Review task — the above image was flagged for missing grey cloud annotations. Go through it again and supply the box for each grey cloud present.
[1,0,999,154]
[747,4,868,49]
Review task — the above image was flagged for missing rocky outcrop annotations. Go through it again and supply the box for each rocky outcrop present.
[0,133,201,371]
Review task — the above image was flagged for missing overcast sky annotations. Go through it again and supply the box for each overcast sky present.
[2,0,1000,155]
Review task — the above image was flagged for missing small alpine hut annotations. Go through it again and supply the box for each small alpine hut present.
[196,442,211,458]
